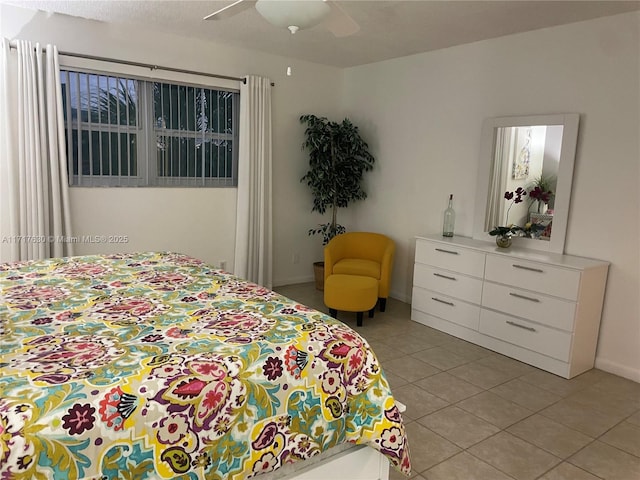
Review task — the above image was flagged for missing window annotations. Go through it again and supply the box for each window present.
[60,70,239,187]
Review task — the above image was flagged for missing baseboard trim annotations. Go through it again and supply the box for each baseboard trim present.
[595,357,640,383]
[390,288,410,304]
[273,275,315,288]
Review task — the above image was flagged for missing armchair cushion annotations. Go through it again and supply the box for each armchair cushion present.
[333,259,381,279]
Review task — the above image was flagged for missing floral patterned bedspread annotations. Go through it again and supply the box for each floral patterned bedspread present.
[0,252,410,480]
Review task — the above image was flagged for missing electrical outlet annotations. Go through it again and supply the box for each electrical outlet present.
[220,260,227,270]
[292,253,300,264]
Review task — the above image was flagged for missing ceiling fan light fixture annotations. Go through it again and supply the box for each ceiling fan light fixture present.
[255,0,331,30]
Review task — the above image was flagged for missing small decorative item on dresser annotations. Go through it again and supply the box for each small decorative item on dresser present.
[495,234,512,248]
[489,225,520,248]
[488,188,526,246]
[442,194,455,237]
[488,188,543,247]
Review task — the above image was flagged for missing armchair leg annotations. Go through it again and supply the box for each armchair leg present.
[379,298,387,312]
[356,312,363,327]
[329,308,337,318]
[368,308,375,318]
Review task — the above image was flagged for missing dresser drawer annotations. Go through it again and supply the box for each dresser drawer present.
[485,255,580,300]
[415,239,485,277]
[414,264,483,304]
[482,282,576,332]
[412,287,480,330]
[479,309,572,362]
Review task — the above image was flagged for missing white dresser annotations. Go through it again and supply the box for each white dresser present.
[412,235,609,378]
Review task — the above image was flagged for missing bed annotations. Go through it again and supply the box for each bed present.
[0,252,411,479]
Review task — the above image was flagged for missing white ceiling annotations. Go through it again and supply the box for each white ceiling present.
[4,0,640,68]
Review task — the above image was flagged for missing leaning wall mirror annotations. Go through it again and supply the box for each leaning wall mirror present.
[472,114,580,254]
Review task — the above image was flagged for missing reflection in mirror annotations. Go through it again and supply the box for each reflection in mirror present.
[484,125,564,241]
[473,114,580,254]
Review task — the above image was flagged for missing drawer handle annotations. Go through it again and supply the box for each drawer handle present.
[512,264,544,273]
[432,297,454,307]
[435,248,459,255]
[509,292,540,303]
[506,320,537,332]
[433,273,457,281]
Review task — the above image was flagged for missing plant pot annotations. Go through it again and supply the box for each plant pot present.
[313,261,325,291]
[495,235,512,248]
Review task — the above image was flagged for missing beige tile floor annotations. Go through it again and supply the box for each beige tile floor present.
[274,283,640,480]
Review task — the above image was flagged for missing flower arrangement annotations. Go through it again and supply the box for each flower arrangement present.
[529,186,551,205]
[528,175,555,213]
[488,187,527,238]
[489,187,545,242]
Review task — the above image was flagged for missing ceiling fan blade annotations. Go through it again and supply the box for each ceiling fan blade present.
[324,1,360,37]
[203,0,256,20]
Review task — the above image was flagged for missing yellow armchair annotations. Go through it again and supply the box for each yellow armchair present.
[324,232,395,311]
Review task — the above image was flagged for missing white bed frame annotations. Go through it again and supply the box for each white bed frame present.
[285,444,390,480]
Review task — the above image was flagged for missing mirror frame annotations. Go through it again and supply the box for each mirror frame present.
[472,113,580,254]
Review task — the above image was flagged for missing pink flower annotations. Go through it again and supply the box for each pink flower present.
[202,383,226,412]
[191,361,225,379]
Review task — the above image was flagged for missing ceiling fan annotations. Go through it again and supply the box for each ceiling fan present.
[204,0,360,37]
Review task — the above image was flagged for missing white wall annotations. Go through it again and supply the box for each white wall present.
[343,12,640,381]
[0,4,343,274]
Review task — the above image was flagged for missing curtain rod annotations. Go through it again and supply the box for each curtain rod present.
[8,40,275,86]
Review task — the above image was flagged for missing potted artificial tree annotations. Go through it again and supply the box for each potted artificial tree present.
[299,114,375,289]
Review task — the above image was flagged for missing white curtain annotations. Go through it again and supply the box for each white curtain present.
[234,75,273,287]
[485,127,511,229]
[0,39,73,262]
